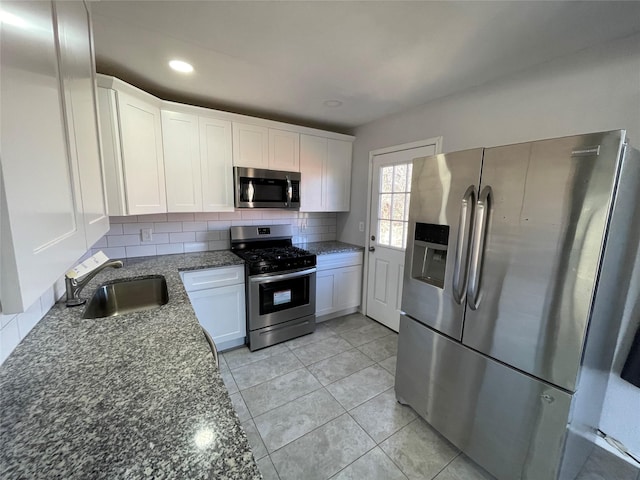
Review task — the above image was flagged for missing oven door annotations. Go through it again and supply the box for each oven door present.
[248,267,316,330]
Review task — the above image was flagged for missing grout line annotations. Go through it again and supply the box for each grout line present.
[267,410,351,457]
[246,381,325,420]
[264,393,347,456]
[320,360,377,390]
[430,452,462,480]
[266,454,282,480]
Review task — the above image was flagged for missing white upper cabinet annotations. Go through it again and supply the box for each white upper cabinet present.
[233,123,301,172]
[96,75,354,215]
[1,0,108,313]
[300,134,327,211]
[232,122,269,169]
[161,108,234,212]
[97,77,166,215]
[56,1,109,246]
[162,111,202,212]
[326,139,353,211]
[300,135,353,212]
[269,129,300,171]
[200,116,234,211]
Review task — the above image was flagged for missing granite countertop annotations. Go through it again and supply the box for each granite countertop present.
[0,251,261,480]
[301,241,364,255]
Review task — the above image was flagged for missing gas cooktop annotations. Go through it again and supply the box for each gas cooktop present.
[230,225,316,275]
[234,246,316,275]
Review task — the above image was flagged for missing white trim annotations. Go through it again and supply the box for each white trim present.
[361,136,443,316]
[368,137,443,157]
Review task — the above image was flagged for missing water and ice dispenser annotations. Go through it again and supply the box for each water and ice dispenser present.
[411,222,450,289]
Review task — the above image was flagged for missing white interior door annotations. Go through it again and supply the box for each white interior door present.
[366,145,436,331]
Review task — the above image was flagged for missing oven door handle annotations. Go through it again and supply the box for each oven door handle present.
[249,267,317,283]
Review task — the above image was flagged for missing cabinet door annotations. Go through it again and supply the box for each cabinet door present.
[326,139,352,212]
[1,0,87,312]
[336,265,362,310]
[269,129,300,171]
[162,110,202,212]
[300,134,326,211]
[116,90,166,214]
[200,117,234,211]
[315,269,337,316]
[56,0,109,247]
[232,122,269,169]
[97,87,127,216]
[188,284,246,347]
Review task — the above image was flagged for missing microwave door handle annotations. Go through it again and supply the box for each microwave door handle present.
[285,175,293,206]
[466,186,492,311]
[452,185,476,304]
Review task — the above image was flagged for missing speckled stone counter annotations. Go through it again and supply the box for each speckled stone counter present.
[300,241,364,255]
[0,251,261,480]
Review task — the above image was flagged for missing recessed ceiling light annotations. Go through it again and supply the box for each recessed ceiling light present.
[169,60,194,73]
[323,100,343,108]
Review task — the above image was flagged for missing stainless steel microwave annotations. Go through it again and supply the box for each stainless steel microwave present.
[234,167,301,209]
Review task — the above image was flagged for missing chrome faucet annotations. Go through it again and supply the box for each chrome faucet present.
[65,259,124,307]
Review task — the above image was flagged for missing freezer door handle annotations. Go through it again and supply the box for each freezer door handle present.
[467,186,492,310]
[452,185,476,304]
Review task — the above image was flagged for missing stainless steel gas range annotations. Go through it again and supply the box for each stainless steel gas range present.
[230,225,316,351]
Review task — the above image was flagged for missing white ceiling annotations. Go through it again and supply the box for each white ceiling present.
[91,1,640,133]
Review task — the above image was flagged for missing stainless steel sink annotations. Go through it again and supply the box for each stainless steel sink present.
[82,275,169,319]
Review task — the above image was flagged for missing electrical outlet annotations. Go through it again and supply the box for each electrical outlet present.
[358,222,365,232]
[141,228,153,242]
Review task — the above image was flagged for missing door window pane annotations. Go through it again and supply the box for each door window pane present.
[379,220,391,245]
[391,221,405,248]
[391,194,405,220]
[379,194,392,220]
[376,162,413,249]
[381,166,393,193]
[393,164,407,192]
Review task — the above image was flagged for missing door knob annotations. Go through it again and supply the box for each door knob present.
[369,246,375,252]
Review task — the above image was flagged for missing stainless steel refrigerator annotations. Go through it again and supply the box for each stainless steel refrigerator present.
[395,130,640,480]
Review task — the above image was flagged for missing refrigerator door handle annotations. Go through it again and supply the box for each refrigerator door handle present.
[467,186,492,310]
[452,185,476,304]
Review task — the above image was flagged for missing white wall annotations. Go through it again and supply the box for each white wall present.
[339,32,640,246]
[339,32,640,456]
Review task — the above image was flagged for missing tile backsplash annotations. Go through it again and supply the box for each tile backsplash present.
[0,283,62,365]
[91,211,337,259]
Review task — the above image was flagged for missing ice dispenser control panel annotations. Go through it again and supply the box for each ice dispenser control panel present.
[411,223,449,289]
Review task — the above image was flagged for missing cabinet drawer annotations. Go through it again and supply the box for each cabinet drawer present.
[316,251,363,271]
[182,265,244,292]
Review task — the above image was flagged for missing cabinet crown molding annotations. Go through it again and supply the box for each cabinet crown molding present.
[97,74,354,142]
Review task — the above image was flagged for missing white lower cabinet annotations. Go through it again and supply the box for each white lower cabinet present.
[181,266,246,351]
[315,252,363,320]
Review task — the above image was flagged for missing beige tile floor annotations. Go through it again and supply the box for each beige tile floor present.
[220,313,494,480]
[220,313,638,480]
